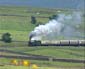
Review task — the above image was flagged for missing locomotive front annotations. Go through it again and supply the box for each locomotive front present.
[28,32,41,46]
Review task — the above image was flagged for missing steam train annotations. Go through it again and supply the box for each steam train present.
[28,32,85,46]
[28,36,85,46]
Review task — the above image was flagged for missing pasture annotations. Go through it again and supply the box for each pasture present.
[0,6,84,41]
[0,58,84,69]
[0,45,85,69]
[0,6,85,69]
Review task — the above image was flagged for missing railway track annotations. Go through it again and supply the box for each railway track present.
[0,49,85,63]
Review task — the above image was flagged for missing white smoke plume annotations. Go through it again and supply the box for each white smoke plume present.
[29,11,84,41]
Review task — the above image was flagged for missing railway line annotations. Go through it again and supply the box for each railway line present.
[0,40,85,63]
[0,49,85,63]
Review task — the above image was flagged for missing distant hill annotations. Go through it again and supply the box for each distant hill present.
[0,0,84,9]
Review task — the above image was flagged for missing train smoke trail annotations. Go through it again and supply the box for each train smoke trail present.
[29,11,84,41]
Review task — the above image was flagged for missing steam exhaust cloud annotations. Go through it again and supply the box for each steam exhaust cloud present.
[29,11,84,41]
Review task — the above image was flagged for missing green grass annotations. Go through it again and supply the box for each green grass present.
[0,6,85,69]
[0,6,85,59]
[0,6,51,41]
[0,30,29,41]
[0,6,84,41]
[0,6,55,16]
[0,46,85,60]
[0,58,84,69]
[0,6,51,32]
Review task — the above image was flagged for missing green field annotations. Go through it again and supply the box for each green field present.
[0,6,84,41]
[0,6,52,41]
[0,46,85,60]
[0,65,57,69]
[0,46,85,69]
[0,6,85,69]
[0,65,83,69]
[0,58,84,69]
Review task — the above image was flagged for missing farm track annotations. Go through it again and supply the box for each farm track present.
[0,49,85,63]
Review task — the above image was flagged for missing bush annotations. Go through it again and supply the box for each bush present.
[1,33,12,43]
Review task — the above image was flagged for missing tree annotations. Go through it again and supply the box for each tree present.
[52,14,59,19]
[49,14,58,20]
[1,33,12,43]
[31,16,37,24]
[49,16,53,20]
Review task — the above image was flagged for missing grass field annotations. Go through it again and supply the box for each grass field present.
[0,65,83,69]
[0,63,84,69]
[0,6,51,41]
[0,46,85,60]
[0,6,84,41]
[0,65,57,69]
[0,58,84,69]
[0,6,85,69]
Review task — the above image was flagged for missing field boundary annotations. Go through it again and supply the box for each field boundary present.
[0,55,85,63]
[0,49,85,63]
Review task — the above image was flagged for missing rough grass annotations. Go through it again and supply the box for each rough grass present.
[0,6,50,34]
[0,58,84,69]
[0,6,84,41]
[0,30,29,41]
[0,6,85,69]
[0,46,85,60]
[0,6,50,41]
[0,6,85,59]
[0,65,84,69]
[0,6,55,16]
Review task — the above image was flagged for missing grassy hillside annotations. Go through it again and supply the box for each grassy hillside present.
[0,6,57,41]
[0,6,84,41]
[0,6,52,41]
[0,6,85,69]
[0,6,54,31]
